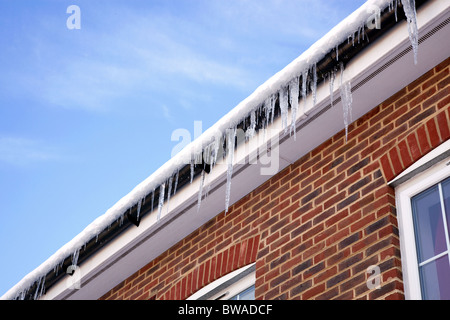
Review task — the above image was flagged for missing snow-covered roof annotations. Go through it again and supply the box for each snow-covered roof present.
[1,0,419,300]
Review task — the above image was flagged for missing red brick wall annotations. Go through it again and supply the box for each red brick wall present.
[100,57,450,300]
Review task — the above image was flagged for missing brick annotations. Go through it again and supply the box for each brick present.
[389,148,403,175]
[417,125,431,155]
[423,86,450,109]
[406,132,422,162]
[291,280,313,297]
[301,187,322,205]
[425,119,440,148]
[436,111,450,141]
[337,193,360,211]
[339,232,361,250]
[302,283,326,300]
[380,154,394,182]
[409,105,436,127]
[397,140,413,169]
[327,270,351,289]
[349,176,372,194]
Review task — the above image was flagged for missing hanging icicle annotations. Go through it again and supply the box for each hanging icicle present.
[289,76,300,139]
[246,110,257,141]
[166,175,173,214]
[173,169,179,197]
[151,188,155,213]
[311,63,318,108]
[225,127,236,214]
[329,68,336,108]
[157,183,165,222]
[401,0,419,65]
[197,170,205,212]
[279,87,289,133]
[190,159,195,184]
[339,63,353,141]
[136,198,142,221]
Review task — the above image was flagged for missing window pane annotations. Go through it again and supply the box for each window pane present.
[441,177,450,231]
[420,254,450,300]
[237,285,255,300]
[229,285,255,300]
[412,186,447,262]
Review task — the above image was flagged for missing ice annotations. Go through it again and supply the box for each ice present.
[401,0,418,65]
[197,170,205,212]
[329,68,336,108]
[279,87,289,133]
[151,188,155,213]
[33,277,45,300]
[190,159,195,184]
[289,76,300,139]
[157,183,165,222]
[225,127,236,214]
[72,248,80,267]
[265,95,276,126]
[166,175,173,214]
[173,169,179,196]
[311,64,318,108]
[136,198,142,220]
[246,110,257,140]
[339,63,353,141]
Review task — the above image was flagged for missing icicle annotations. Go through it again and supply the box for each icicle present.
[151,189,155,212]
[311,64,317,108]
[395,0,398,21]
[197,170,205,212]
[270,95,276,124]
[72,248,80,267]
[190,159,195,184]
[136,198,142,220]
[339,63,353,142]
[166,175,173,214]
[263,97,270,129]
[225,127,236,214]
[246,110,257,140]
[289,76,299,139]
[119,212,125,226]
[173,169,179,196]
[301,69,308,110]
[401,0,418,65]
[279,87,289,133]
[157,183,165,221]
[33,276,44,300]
[329,68,336,108]
[204,169,211,199]
[335,45,339,61]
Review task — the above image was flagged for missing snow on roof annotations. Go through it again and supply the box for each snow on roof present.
[2,0,417,300]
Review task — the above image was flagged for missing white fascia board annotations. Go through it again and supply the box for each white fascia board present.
[43,1,450,300]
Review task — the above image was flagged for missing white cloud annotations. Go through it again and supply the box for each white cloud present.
[0,137,60,166]
[1,0,363,113]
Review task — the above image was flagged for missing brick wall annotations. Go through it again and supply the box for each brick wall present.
[100,56,450,300]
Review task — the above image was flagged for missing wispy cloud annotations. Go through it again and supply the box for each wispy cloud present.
[0,0,361,113]
[0,137,60,166]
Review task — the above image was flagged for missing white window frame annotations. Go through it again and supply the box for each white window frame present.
[186,263,255,300]
[393,140,450,300]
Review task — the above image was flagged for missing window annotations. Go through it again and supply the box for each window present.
[394,141,450,300]
[411,177,450,299]
[187,263,255,301]
[229,285,255,300]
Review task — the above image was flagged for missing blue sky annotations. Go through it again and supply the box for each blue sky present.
[0,0,367,297]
